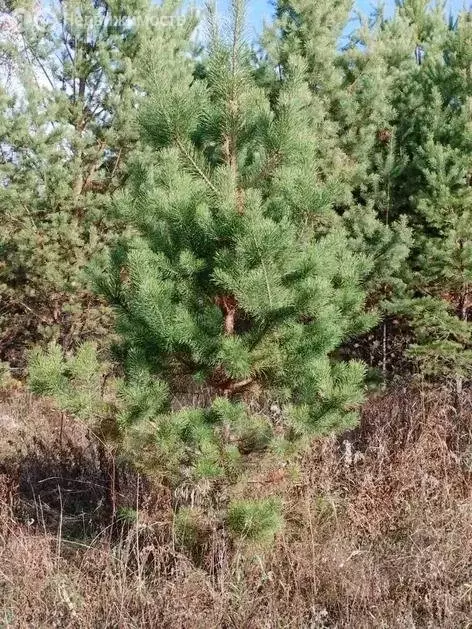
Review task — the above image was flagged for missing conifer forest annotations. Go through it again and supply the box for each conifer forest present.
[3,1,472,626]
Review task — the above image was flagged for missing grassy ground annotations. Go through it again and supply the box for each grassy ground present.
[2,385,472,628]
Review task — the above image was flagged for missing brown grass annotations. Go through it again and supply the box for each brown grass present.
[2,385,472,628]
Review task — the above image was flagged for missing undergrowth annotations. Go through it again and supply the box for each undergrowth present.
[2,385,472,627]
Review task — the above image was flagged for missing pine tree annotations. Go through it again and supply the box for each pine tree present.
[265,0,412,379]
[0,0,193,365]
[261,0,353,199]
[335,7,414,295]
[388,7,472,380]
[337,0,472,382]
[91,0,375,490]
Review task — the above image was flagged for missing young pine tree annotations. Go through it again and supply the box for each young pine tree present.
[92,0,376,487]
[383,5,472,380]
[265,0,412,379]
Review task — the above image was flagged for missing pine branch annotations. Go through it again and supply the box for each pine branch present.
[249,228,274,310]
[175,137,218,195]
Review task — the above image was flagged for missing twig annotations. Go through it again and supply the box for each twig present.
[56,484,63,559]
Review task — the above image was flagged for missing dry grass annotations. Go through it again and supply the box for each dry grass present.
[2,385,472,628]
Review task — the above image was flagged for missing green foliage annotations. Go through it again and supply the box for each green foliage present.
[0,0,195,365]
[265,1,413,387]
[89,1,377,498]
[116,507,138,525]
[117,369,169,426]
[30,1,376,541]
[21,0,472,549]
[227,498,283,543]
[391,297,472,378]
[277,0,472,380]
[28,341,108,420]
[174,507,212,551]
[373,6,472,377]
